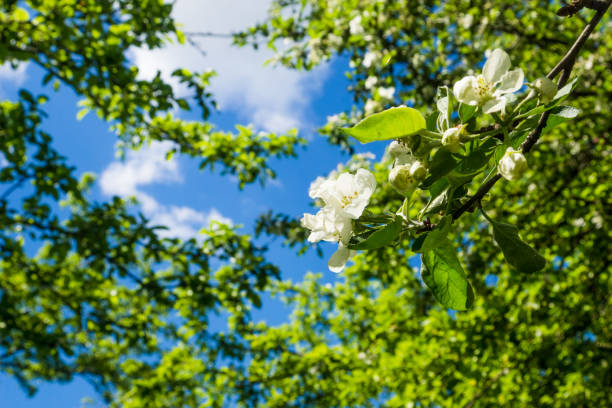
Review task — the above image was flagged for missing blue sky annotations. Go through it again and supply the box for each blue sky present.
[0,1,388,406]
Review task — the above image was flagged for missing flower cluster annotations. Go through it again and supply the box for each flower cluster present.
[301,169,377,272]
[387,141,427,194]
[303,48,552,277]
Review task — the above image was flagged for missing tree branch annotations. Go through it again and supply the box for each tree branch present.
[452,1,611,220]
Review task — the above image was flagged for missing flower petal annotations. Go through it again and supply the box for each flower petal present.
[496,68,524,94]
[453,76,479,105]
[482,49,510,84]
[482,97,506,114]
[308,176,327,199]
[328,244,352,273]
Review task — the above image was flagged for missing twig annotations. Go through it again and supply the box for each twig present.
[183,31,235,39]
[452,1,611,220]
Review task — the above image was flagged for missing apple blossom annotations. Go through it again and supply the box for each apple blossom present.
[349,16,364,35]
[453,48,524,114]
[328,243,356,273]
[365,76,378,89]
[387,140,409,158]
[389,164,416,193]
[499,147,528,181]
[378,87,395,100]
[533,77,557,103]
[409,161,427,181]
[362,51,380,68]
[311,169,377,219]
[301,206,353,244]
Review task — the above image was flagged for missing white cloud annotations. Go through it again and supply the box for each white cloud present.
[99,141,232,240]
[129,0,329,132]
[149,205,232,239]
[100,141,181,198]
[0,62,28,96]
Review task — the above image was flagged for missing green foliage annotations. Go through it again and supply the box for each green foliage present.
[0,0,611,407]
[421,240,475,310]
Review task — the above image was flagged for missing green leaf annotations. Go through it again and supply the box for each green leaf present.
[421,147,458,188]
[421,240,474,310]
[459,103,477,122]
[412,216,452,253]
[425,111,439,132]
[348,218,401,250]
[343,106,426,143]
[454,138,498,176]
[486,218,546,273]
[543,105,581,133]
[552,77,579,104]
[517,78,579,119]
[76,108,90,120]
[420,178,449,217]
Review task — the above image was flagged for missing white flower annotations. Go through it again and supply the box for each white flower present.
[301,206,353,244]
[442,127,462,152]
[362,51,380,68]
[349,16,364,35]
[453,48,524,114]
[377,86,395,100]
[387,140,409,158]
[328,243,356,273]
[498,147,528,181]
[364,76,378,89]
[389,164,417,193]
[327,34,343,48]
[310,169,377,219]
[364,99,381,115]
[409,161,427,181]
[459,14,474,29]
[303,169,377,273]
[326,114,342,126]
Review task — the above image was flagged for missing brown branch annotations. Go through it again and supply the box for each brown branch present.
[452,1,611,220]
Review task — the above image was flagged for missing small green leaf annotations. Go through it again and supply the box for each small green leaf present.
[348,218,401,250]
[454,138,498,176]
[552,77,579,103]
[425,111,439,132]
[343,106,426,143]
[412,216,452,253]
[543,105,581,133]
[76,108,90,120]
[420,179,449,218]
[459,103,477,122]
[486,218,546,273]
[421,147,458,188]
[421,240,474,310]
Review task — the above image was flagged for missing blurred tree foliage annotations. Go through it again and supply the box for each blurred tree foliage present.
[1,0,611,407]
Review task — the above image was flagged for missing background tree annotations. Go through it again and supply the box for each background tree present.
[0,0,302,404]
[1,0,611,407]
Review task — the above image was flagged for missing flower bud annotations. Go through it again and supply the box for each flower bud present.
[388,164,416,193]
[409,161,427,181]
[498,147,528,181]
[533,77,557,103]
[387,140,409,159]
[442,127,462,153]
